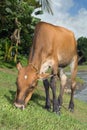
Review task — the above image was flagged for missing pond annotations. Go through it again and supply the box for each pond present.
[74,72,87,102]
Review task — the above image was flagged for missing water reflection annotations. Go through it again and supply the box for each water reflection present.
[74,72,87,102]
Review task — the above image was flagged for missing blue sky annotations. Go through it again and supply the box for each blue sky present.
[70,0,87,15]
[32,0,87,38]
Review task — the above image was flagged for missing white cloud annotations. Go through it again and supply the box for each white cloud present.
[52,0,74,12]
[32,0,87,38]
[66,8,87,38]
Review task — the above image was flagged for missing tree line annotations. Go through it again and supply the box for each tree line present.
[0,0,87,64]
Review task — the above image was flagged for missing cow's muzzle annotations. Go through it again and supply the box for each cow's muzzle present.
[14,102,25,110]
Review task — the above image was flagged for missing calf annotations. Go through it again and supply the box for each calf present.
[14,22,78,114]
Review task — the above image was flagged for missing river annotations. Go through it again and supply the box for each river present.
[74,72,87,102]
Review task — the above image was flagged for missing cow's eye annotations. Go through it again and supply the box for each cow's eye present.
[30,86,35,89]
[28,85,35,91]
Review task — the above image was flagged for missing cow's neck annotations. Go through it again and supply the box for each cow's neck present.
[29,49,42,72]
[28,46,54,74]
[29,52,54,74]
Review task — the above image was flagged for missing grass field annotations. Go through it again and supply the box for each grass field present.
[0,63,87,130]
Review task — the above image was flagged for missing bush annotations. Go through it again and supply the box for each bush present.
[77,37,87,64]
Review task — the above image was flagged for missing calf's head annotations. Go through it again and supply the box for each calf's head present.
[14,62,50,110]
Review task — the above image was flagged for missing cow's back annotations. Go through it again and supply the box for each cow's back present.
[33,22,77,66]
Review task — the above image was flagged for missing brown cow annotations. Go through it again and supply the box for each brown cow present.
[14,22,78,114]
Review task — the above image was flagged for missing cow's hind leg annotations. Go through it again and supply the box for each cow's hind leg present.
[69,56,78,112]
[43,79,51,110]
[58,69,67,113]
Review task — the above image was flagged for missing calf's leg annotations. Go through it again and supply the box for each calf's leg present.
[69,56,78,112]
[58,69,67,113]
[43,79,51,110]
[49,59,59,113]
[50,73,59,113]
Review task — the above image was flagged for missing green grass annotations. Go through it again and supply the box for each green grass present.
[78,65,87,71]
[64,64,87,72]
[0,67,87,130]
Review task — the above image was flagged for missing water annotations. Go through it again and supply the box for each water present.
[74,72,87,102]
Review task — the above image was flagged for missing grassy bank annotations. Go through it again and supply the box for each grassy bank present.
[0,66,87,130]
[78,65,87,72]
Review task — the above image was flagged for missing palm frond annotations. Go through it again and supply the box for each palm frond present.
[36,0,53,14]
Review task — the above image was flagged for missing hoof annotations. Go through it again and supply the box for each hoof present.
[68,101,74,112]
[44,105,51,111]
[68,107,74,113]
[53,104,61,115]
[53,110,61,116]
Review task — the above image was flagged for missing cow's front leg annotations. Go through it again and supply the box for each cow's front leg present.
[50,74,59,113]
[43,79,51,110]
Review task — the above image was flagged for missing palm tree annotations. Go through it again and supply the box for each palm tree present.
[37,0,53,14]
[26,0,53,14]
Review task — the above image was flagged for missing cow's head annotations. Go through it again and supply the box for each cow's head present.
[14,62,50,110]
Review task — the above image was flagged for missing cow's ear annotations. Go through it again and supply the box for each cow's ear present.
[16,62,22,71]
[37,73,53,80]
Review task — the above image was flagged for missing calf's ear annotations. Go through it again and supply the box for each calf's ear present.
[37,73,53,80]
[16,62,22,71]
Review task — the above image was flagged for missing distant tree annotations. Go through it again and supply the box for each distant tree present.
[0,0,53,63]
[0,0,39,62]
[77,37,87,64]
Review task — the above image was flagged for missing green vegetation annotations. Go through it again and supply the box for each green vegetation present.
[0,65,87,130]
[0,0,40,63]
[0,0,53,63]
[77,37,87,64]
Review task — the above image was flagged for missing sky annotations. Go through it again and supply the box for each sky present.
[32,0,87,39]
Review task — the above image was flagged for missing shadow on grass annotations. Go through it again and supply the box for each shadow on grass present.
[31,93,45,108]
[4,90,45,108]
[4,90,16,104]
